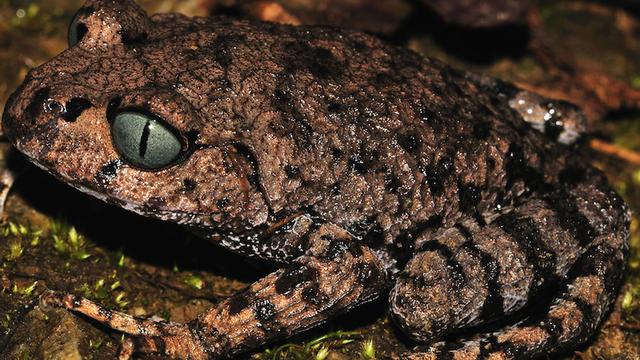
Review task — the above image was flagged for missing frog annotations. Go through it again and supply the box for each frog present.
[1,0,629,359]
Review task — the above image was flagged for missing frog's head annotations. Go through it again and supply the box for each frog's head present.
[2,0,269,231]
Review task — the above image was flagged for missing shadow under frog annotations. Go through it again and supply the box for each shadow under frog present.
[2,0,629,359]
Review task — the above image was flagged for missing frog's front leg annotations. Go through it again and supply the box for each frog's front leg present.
[40,223,387,360]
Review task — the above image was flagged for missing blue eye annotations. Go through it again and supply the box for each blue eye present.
[111,112,183,170]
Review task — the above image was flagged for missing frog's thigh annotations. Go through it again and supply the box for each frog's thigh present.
[389,216,542,343]
[391,172,628,358]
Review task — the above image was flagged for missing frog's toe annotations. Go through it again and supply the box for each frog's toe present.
[39,290,73,310]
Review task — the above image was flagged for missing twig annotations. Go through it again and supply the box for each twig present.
[590,139,640,166]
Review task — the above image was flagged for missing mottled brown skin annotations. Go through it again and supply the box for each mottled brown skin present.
[2,1,630,359]
[422,0,531,27]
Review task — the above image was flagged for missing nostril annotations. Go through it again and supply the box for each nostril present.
[46,99,63,113]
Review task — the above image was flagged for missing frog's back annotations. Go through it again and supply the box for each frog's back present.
[179,18,573,255]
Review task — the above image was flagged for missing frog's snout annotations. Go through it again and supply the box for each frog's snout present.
[2,86,25,146]
[2,79,94,156]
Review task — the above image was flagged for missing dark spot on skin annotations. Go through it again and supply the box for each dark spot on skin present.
[61,98,92,122]
[457,224,505,320]
[544,121,564,141]
[559,165,586,186]
[302,284,327,307]
[227,293,250,315]
[26,87,50,120]
[397,132,421,153]
[253,299,277,323]
[211,34,246,69]
[566,243,621,295]
[327,102,343,113]
[390,215,441,266]
[420,156,454,196]
[94,160,122,189]
[473,121,491,139]
[98,307,113,321]
[458,183,481,213]
[188,319,230,352]
[354,262,381,287]
[349,148,379,175]
[216,198,230,209]
[121,30,148,47]
[423,214,444,229]
[544,190,596,247]
[275,263,319,295]
[352,40,369,53]
[325,239,363,260]
[363,222,385,248]
[284,165,300,178]
[282,42,343,80]
[539,316,564,347]
[271,85,314,148]
[346,217,375,239]
[495,213,557,297]
[330,182,341,196]
[504,143,545,191]
[241,335,263,349]
[568,296,595,328]
[152,338,167,354]
[182,178,197,192]
[384,173,402,194]
[428,341,466,359]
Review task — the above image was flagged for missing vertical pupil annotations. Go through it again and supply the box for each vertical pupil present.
[139,120,151,157]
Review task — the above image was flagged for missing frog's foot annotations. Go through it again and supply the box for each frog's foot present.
[508,90,587,145]
[40,223,387,359]
[390,166,628,358]
[40,291,209,359]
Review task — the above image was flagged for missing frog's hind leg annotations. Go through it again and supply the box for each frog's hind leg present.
[390,167,629,358]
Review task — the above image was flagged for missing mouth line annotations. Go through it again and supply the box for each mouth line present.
[22,151,208,226]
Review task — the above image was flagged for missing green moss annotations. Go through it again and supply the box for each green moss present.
[2,222,41,262]
[361,339,376,360]
[614,116,640,153]
[263,330,361,360]
[11,281,37,296]
[183,274,204,290]
[50,220,91,260]
[632,75,640,89]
